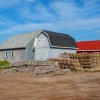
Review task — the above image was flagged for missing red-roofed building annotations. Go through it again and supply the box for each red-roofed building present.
[77,40,100,53]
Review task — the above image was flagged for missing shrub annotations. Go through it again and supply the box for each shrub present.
[0,60,11,69]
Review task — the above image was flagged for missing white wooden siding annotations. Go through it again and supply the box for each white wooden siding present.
[0,50,25,62]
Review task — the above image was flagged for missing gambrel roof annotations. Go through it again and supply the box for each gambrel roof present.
[0,30,77,50]
[43,30,77,49]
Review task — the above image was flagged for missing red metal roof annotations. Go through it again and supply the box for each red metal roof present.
[77,40,100,51]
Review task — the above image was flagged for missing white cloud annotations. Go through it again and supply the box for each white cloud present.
[0,23,51,35]
[0,0,100,41]
[0,17,100,35]
[0,16,17,27]
[17,3,57,23]
[52,1,79,20]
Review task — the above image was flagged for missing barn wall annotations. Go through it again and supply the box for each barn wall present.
[51,48,76,58]
[34,33,52,60]
[26,38,35,60]
[0,49,26,62]
[0,51,5,61]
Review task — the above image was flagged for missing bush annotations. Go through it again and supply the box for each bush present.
[0,60,11,69]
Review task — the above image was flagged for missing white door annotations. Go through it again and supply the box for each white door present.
[37,51,48,60]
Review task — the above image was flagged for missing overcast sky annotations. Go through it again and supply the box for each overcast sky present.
[0,0,100,43]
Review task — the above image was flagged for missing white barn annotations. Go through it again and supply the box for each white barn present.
[0,30,77,62]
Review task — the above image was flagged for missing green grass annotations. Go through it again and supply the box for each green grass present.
[0,60,11,69]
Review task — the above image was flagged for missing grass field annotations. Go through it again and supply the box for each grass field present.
[0,72,100,100]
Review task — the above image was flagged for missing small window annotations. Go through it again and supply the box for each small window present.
[5,52,8,58]
[11,52,14,57]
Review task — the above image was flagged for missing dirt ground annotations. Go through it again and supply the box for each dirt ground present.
[0,72,100,100]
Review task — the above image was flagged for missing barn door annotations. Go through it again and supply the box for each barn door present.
[38,51,48,60]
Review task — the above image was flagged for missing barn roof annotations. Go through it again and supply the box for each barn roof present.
[0,30,77,50]
[0,30,40,50]
[43,30,77,48]
[77,40,100,51]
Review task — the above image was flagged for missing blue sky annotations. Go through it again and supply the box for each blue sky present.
[0,0,100,43]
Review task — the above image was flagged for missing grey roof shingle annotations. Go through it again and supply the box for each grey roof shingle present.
[43,30,77,48]
[0,30,41,50]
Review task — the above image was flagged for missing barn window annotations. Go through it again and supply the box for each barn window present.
[5,52,8,58]
[11,52,14,57]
